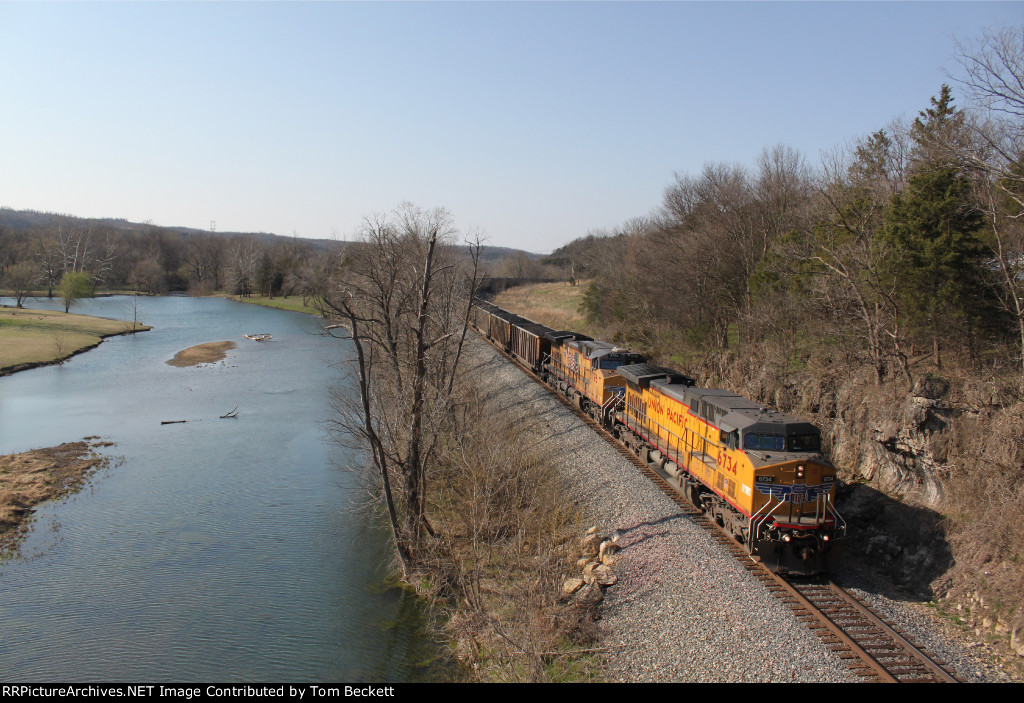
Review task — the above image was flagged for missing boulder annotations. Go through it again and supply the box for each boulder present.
[563,578,585,595]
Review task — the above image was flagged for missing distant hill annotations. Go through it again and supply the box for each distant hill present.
[0,207,346,252]
[0,207,541,260]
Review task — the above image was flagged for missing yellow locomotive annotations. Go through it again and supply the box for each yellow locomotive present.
[614,363,844,575]
[545,334,645,419]
[471,299,845,575]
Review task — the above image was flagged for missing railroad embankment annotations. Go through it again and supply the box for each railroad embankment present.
[491,281,1024,678]
[464,337,861,682]
[0,305,151,376]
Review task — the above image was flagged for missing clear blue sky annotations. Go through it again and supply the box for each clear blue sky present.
[1,1,1021,252]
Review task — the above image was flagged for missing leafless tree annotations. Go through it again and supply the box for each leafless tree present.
[804,138,911,384]
[3,261,38,308]
[950,26,1024,384]
[226,236,259,297]
[316,203,482,575]
[35,236,61,298]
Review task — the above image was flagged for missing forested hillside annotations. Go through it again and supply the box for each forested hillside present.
[0,208,533,304]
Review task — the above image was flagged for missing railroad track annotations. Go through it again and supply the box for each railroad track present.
[478,330,960,683]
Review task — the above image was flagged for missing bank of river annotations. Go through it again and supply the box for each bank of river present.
[0,295,450,682]
[0,305,151,376]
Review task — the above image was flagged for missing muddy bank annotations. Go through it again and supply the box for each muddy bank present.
[0,440,111,555]
[166,341,236,367]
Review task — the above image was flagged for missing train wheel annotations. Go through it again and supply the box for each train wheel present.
[688,484,702,510]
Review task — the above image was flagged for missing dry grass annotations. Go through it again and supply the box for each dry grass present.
[491,282,591,332]
[0,306,150,373]
[419,381,598,682]
[0,441,108,555]
[165,341,236,367]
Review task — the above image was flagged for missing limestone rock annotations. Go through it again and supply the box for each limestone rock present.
[572,581,604,606]
[581,532,601,557]
[563,578,585,595]
[599,539,620,561]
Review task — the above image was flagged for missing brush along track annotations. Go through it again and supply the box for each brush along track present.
[479,330,959,683]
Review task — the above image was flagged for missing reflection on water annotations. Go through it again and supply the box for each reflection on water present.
[0,296,450,682]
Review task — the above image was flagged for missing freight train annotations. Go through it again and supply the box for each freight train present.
[471,298,846,576]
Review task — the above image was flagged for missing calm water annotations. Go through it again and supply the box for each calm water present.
[0,296,443,682]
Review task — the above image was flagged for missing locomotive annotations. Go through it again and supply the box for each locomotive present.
[471,298,845,576]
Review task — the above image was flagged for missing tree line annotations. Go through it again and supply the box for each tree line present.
[0,215,344,307]
[546,28,1024,392]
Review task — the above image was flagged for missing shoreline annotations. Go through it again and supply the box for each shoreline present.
[0,305,152,377]
[0,328,150,377]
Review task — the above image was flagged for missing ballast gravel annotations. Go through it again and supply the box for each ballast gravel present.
[466,338,858,683]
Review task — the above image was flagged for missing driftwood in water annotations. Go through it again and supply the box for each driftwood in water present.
[220,406,239,419]
[243,333,272,341]
[161,420,187,425]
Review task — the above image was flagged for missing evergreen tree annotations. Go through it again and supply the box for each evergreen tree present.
[882,86,987,367]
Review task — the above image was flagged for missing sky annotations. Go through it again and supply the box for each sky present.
[1,1,1022,253]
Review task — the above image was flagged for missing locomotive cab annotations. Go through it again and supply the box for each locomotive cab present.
[732,414,846,575]
[546,339,645,421]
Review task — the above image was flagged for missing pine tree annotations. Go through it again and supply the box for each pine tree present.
[882,86,987,368]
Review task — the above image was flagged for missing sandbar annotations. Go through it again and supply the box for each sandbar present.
[0,441,109,555]
[166,341,236,367]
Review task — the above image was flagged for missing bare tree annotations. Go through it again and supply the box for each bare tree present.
[803,136,911,384]
[951,27,1024,383]
[3,261,38,308]
[316,203,482,574]
[226,236,259,297]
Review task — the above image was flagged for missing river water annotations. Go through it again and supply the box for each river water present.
[0,296,444,682]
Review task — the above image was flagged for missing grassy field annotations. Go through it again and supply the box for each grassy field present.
[218,294,322,316]
[0,306,150,374]
[490,281,591,333]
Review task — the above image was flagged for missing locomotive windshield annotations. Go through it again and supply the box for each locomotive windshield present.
[742,432,822,453]
[743,433,785,451]
[787,433,822,452]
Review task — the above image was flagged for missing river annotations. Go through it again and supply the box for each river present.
[0,295,446,682]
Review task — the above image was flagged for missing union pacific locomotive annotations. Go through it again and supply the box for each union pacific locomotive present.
[471,298,846,576]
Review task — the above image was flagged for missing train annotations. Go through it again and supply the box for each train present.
[471,298,846,576]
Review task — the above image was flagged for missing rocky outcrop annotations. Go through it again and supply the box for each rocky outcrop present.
[707,350,1024,664]
[564,527,621,607]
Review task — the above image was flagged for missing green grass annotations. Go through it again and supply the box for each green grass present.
[218,293,321,315]
[0,305,150,372]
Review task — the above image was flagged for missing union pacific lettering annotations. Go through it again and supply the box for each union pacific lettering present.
[648,393,688,427]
